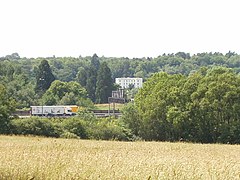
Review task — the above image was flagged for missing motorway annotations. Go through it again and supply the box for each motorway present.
[15,110,121,118]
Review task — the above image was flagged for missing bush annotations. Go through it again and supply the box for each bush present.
[61,117,87,139]
[87,118,132,141]
[10,117,60,137]
[9,115,133,141]
[77,108,96,122]
[60,131,80,139]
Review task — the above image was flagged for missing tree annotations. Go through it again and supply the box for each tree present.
[0,84,16,133]
[95,62,114,103]
[86,66,97,102]
[175,52,190,59]
[76,67,88,87]
[188,67,240,143]
[42,80,93,108]
[35,60,55,95]
[5,53,20,60]
[91,53,100,70]
[135,72,186,141]
[86,54,100,102]
[130,67,240,143]
[225,51,236,58]
[8,75,36,109]
[121,102,140,136]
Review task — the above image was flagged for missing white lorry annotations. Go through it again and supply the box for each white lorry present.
[31,106,75,116]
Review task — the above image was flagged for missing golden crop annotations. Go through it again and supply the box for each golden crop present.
[0,135,239,179]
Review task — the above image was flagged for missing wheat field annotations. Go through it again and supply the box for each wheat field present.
[0,135,239,179]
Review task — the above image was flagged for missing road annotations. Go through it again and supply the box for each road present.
[15,110,122,118]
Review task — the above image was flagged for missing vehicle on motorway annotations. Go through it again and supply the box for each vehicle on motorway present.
[31,106,77,116]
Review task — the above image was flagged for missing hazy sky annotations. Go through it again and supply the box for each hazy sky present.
[0,0,239,58]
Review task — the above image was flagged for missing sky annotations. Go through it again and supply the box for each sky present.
[0,0,240,58]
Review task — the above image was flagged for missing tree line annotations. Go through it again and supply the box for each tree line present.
[0,53,115,110]
[1,52,240,143]
[122,67,240,144]
[1,51,240,109]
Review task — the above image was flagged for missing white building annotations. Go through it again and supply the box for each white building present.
[115,77,143,89]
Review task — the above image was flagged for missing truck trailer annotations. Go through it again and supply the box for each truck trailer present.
[31,106,76,116]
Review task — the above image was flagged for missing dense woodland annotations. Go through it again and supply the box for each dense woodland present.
[1,51,240,143]
[1,51,239,108]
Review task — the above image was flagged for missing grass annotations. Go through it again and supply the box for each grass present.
[0,135,240,179]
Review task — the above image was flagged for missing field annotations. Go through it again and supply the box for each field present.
[0,136,239,179]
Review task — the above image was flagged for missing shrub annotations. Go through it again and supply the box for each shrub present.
[61,117,87,139]
[77,108,96,122]
[9,115,133,141]
[60,131,80,139]
[10,117,60,137]
[87,118,132,141]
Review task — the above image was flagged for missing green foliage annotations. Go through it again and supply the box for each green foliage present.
[10,116,87,139]
[95,62,114,103]
[0,84,16,133]
[120,102,140,136]
[10,117,59,137]
[129,67,240,143]
[125,87,139,101]
[0,61,36,109]
[76,67,88,87]
[61,117,87,139]
[87,118,132,141]
[77,109,132,140]
[86,67,97,102]
[42,80,91,107]
[77,98,95,109]
[3,52,240,143]
[135,72,186,141]
[1,51,240,110]
[60,131,80,139]
[91,53,100,70]
[77,108,96,121]
[9,115,132,141]
[35,60,55,95]
[85,54,100,102]
[4,53,20,60]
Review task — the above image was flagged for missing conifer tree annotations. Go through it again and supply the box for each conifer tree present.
[95,62,114,103]
[86,54,100,102]
[35,60,55,95]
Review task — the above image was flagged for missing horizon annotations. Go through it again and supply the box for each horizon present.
[1,50,238,59]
